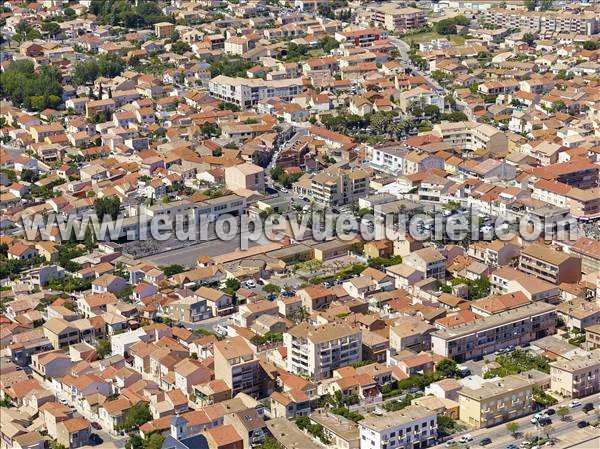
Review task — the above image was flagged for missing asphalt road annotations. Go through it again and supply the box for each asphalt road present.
[433,396,600,449]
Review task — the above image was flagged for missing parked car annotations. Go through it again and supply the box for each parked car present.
[89,434,103,446]
[459,434,473,443]
[479,438,492,446]
[544,408,555,416]
[570,400,581,408]
[445,441,456,448]
[577,420,588,428]
[582,403,594,413]
[538,417,552,427]
[91,422,101,430]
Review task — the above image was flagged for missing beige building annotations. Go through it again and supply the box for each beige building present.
[304,167,369,207]
[43,318,81,349]
[224,162,265,193]
[458,370,548,428]
[154,22,175,38]
[585,324,600,350]
[550,349,600,399]
[371,5,427,32]
[285,322,362,380]
[431,302,556,362]
[214,336,261,398]
[432,121,508,154]
[403,247,447,280]
[310,411,359,449]
[519,244,582,285]
[483,8,599,35]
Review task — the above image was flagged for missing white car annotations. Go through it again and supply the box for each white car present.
[459,434,473,443]
[570,400,581,408]
[244,280,257,289]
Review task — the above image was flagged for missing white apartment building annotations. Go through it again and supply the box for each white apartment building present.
[285,322,362,381]
[358,405,438,449]
[550,349,600,399]
[368,145,408,174]
[208,75,304,109]
[483,8,599,35]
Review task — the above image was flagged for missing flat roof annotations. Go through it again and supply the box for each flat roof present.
[432,302,556,341]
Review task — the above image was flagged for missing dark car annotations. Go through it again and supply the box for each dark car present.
[582,403,594,413]
[577,421,589,428]
[480,437,492,446]
[538,417,552,427]
[91,422,101,430]
[89,434,104,446]
[545,408,555,416]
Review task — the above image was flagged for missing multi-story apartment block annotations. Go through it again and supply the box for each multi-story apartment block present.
[214,336,261,398]
[585,324,600,350]
[285,322,362,381]
[550,349,600,399]
[358,405,438,449]
[531,160,600,189]
[518,244,582,285]
[458,370,548,428]
[432,121,508,154]
[301,166,369,206]
[483,8,599,36]
[403,247,447,281]
[371,5,427,32]
[467,240,520,269]
[431,302,556,362]
[334,28,388,47]
[368,144,408,175]
[208,75,303,109]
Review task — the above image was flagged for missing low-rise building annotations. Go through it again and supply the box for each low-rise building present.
[358,405,438,449]
[550,349,600,399]
[208,76,303,109]
[431,302,556,362]
[458,370,548,428]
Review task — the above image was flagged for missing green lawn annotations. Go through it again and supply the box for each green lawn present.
[403,31,465,45]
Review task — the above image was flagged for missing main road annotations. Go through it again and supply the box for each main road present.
[431,395,600,449]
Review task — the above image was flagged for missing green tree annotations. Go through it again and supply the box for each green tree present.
[13,22,41,44]
[42,22,61,37]
[95,196,121,221]
[506,422,520,438]
[523,33,535,46]
[436,359,461,378]
[435,18,458,35]
[122,402,151,430]
[0,60,63,110]
[263,284,281,294]
[319,36,340,53]
[222,278,241,296]
[95,338,111,360]
[258,437,283,449]
[557,406,570,421]
[162,264,185,276]
[171,41,191,55]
